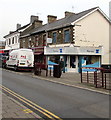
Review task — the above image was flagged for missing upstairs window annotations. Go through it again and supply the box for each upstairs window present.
[6,39,8,45]
[9,38,11,45]
[64,30,70,42]
[15,36,17,43]
[35,36,39,47]
[43,34,46,46]
[53,32,57,43]
[28,38,31,48]
[12,37,14,44]
[23,40,25,48]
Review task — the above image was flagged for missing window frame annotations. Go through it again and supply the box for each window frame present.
[35,35,39,47]
[9,38,11,45]
[52,31,57,44]
[12,37,14,44]
[42,34,46,46]
[64,29,70,43]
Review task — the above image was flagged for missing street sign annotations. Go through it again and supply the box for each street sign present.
[47,38,52,43]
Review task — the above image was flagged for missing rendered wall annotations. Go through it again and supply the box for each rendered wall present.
[75,10,110,65]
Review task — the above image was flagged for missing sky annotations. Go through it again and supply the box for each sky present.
[0,0,111,41]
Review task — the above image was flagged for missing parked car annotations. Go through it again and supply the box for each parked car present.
[101,65,111,73]
[2,56,8,68]
[0,55,8,68]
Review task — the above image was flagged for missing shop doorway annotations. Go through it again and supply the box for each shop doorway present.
[70,56,76,68]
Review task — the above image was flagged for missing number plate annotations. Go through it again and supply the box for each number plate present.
[20,63,25,65]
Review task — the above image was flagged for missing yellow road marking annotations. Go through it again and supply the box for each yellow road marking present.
[23,109,33,113]
[1,86,53,119]
[1,85,62,120]
[2,86,54,119]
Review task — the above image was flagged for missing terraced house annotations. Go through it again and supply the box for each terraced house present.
[19,7,111,72]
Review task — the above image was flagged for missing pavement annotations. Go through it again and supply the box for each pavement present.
[1,92,41,119]
[1,68,110,119]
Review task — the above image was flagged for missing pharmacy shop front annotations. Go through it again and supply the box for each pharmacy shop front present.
[44,46,102,73]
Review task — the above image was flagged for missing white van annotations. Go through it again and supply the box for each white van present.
[6,48,34,71]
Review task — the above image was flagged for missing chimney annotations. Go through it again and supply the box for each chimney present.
[16,24,21,30]
[30,15,39,23]
[65,11,74,17]
[47,15,57,23]
[32,20,43,28]
[9,31,14,34]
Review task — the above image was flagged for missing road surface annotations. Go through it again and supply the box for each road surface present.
[2,69,110,119]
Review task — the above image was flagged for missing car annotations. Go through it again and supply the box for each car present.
[101,65,111,73]
[1,56,8,68]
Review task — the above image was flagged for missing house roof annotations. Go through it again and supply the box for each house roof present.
[17,23,30,31]
[21,7,110,37]
[31,7,99,34]
[4,23,30,38]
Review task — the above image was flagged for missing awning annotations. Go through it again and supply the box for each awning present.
[34,52,43,55]
[48,61,58,65]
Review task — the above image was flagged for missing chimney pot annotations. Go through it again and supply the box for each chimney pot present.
[65,11,74,17]
[16,24,21,30]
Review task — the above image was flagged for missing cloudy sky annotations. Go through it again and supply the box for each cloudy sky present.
[0,0,111,41]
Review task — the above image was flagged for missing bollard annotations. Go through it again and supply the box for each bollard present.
[94,71,97,88]
[50,67,51,76]
[46,65,48,77]
[81,68,82,83]
[105,74,106,89]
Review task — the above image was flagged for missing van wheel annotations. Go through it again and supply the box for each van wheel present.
[3,64,6,68]
[2,64,4,68]
[14,66,18,71]
[5,64,7,69]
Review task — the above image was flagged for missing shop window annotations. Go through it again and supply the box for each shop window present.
[53,32,57,43]
[49,56,60,64]
[84,56,92,65]
[34,55,44,63]
[70,56,76,68]
[64,56,67,67]
[64,30,70,42]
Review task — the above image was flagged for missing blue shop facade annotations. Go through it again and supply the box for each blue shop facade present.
[44,46,102,73]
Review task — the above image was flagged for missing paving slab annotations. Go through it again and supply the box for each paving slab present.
[2,93,41,119]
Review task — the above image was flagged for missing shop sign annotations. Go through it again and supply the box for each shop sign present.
[33,48,44,53]
[44,46,102,55]
[60,49,62,53]
[96,49,99,53]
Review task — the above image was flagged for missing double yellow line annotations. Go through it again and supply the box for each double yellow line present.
[1,85,62,120]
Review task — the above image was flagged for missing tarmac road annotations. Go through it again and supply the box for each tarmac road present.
[2,69,110,119]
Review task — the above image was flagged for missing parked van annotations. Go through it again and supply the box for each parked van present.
[6,49,34,71]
